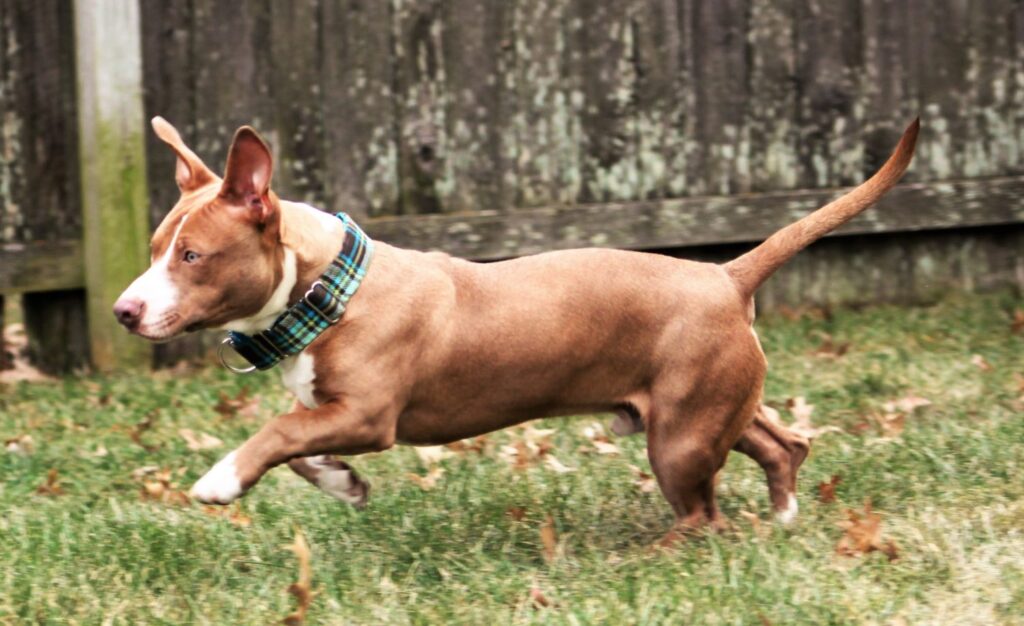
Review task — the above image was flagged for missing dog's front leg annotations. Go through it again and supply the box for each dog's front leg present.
[190,401,393,505]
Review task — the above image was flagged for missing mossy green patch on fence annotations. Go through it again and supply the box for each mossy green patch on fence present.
[1,292,1022,624]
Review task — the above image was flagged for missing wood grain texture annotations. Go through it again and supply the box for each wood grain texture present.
[320,0,398,218]
[0,240,84,294]
[74,0,153,370]
[364,177,1024,260]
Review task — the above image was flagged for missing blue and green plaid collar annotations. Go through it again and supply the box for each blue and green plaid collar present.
[222,212,374,371]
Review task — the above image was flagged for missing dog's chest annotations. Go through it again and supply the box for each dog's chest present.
[279,352,318,408]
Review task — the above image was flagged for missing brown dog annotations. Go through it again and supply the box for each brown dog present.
[114,117,917,538]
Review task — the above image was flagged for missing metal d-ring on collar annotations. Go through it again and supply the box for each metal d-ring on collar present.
[219,337,257,374]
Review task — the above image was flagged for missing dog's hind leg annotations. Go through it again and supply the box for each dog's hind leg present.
[732,406,809,524]
[287,455,370,508]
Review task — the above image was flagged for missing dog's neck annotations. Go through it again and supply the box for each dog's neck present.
[278,200,348,304]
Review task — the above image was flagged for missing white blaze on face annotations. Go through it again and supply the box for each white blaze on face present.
[118,214,190,337]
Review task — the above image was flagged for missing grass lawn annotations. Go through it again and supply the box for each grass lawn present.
[2,292,1023,625]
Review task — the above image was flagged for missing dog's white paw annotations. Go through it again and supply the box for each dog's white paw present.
[309,455,369,508]
[775,493,799,525]
[190,451,244,505]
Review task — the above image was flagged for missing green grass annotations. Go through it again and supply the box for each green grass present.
[2,292,1023,625]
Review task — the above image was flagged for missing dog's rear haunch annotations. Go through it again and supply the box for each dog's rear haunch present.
[114,117,918,543]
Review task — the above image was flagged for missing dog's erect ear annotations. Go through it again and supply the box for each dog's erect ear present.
[151,116,216,191]
[220,126,275,224]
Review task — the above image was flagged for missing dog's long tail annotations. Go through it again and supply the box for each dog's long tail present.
[724,119,919,299]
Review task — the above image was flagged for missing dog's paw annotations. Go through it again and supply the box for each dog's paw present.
[774,493,799,525]
[190,450,244,505]
[309,455,370,508]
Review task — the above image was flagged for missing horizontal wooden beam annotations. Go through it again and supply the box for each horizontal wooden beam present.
[0,240,85,294]
[364,176,1024,260]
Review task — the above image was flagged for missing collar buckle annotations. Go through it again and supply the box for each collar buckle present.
[302,280,343,325]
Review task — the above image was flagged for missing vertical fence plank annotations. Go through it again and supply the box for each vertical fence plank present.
[512,0,580,207]
[192,0,272,173]
[567,0,641,203]
[859,0,918,177]
[321,0,399,218]
[438,0,516,213]
[633,0,693,200]
[270,0,324,206]
[688,0,750,195]
[746,0,798,191]
[794,0,864,189]
[74,0,152,370]
[963,0,1020,177]
[141,0,209,366]
[392,0,444,214]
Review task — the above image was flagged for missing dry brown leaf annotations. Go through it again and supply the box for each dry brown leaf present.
[786,397,841,439]
[179,428,224,451]
[529,586,552,608]
[739,509,766,538]
[136,467,191,506]
[128,413,159,452]
[214,387,261,420]
[811,333,851,359]
[591,440,620,455]
[445,436,488,454]
[817,475,842,503]
[971,354,994,372]
[543,455,575,474]
[836,499,899,561]
[414,445,453,465]
[540,515,557,563]
[881,394,932,414]
[407,466,444,490]
[506,506,527,521]
[5,434,34,455]
[282,528,316,626]
[1010,309,1024,334]
[629,464,658,493]
[202,502,252,527]
[581,422,605,440]
[873,412,906,439]
[35,468,63,496]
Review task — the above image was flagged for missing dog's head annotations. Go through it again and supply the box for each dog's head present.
[113,118,291,341]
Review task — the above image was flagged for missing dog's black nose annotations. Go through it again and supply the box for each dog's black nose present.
[113,297,144,329]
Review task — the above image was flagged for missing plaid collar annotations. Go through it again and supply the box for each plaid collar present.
[222,212,374,372]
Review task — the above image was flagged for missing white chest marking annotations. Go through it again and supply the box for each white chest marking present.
[221,246,298,334]
[280,352,318,409]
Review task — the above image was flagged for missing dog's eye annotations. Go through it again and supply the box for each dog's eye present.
[183,250,200,264]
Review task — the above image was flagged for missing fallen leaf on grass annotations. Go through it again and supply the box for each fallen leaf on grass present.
[785,397,841,439]
[881,394,932,414]
[1010,309,1024,334]
[579,422,621,455]
[138,468,191,506]
[506,506,527,521]
[179,428,223,451]
[540,515,557,563]
[214,387,261,420]
[529,586,552,608]
[202,502,252,527]
[414,445,453,465]
[738,510,767,538]
[629,464,659,493]
[5,434,33,455]
[811,333,851,359]
[444,436,489,454]
[817,475,842,503]
[836,500,899,561]
[128,412,159,452]
[35,468,63,496]
[971,354,994,372]
[407,466,444,490]
[282,528,317,626]
[543,455,575,474]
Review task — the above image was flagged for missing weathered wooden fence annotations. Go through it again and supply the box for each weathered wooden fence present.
[2,0,1023,371]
